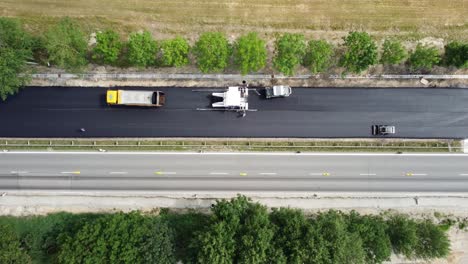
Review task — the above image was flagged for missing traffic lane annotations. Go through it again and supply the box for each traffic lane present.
[2,87,468,138]
[1,107,467,138]
[2,176,468,192]
[5,87,468,112]
[2,153,468,179]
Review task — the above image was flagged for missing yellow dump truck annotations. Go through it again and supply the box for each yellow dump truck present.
[106,90,165,107]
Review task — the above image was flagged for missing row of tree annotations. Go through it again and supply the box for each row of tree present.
[1,17,468,101]
[47,19,468,75]
[0,196,451,264]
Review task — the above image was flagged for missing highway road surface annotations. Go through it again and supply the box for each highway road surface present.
[1,87,468,138]
[1,152,468,192]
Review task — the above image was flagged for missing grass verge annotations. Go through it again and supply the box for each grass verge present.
[2,0,467,41]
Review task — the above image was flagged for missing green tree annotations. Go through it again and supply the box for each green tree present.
[92,29,122,65]
[414,220,450,259]
[127,31,158,67]
[45,17,88,70]
[0,224,31,264]
[347,212,392,264]
[380,39,407,65]
[387,214,418,258]
[193,195,274,264]
[0,18,33,101]
[160,36,190,67]
[0,48,30,101]
[303,39,334,74]
[444,41,468,68]
[269,208,328,264]
[141,219,176,264]
[11,212,101,263]
[237,203,273,264]
[0,18,33,58]
[273,33,306,76]
[341,31,378,73]
[234,32,267,75]
[58,212,175,264]
[408,44,441,71]
[313,211,366,264]
[193,32,231,73]
[162,212,210,263]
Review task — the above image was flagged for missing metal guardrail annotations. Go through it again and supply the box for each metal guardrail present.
[0,140,460,151]
[29,73,468,80]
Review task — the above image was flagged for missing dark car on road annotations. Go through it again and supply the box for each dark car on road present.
[372,125,396,135]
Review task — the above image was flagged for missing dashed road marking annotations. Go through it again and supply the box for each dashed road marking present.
[310,172,331,176]
[155,171,176,175]
[406,173,427,176]
[10,171,29,174]
[459,174,468,176]
[109,172,128,175]
[259,172,277,175]
[210,172,228,175]
[359,173,376,176]
[61,171,80,175]
[239,172,247,176]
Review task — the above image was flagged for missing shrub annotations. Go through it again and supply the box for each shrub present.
[0,18,33,57]
[92,29,122,65]
[303,39,334,73]
[273,33,306,76]
[414,220,450,259]
[58,212,175,264]
[408,44,441,71]
[44,17,88,70]
[127,31,158,67]
[234,32,267,75]
[193,32,231,73]
[380,39,407,65]
[0,223,31,263]
[341,31,378,73]
[444,41,468,68]
[387,215,418,258]
[160,36,190,67]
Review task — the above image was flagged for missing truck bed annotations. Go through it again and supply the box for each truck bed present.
[118,90,155,105]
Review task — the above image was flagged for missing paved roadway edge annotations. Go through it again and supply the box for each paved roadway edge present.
[1,190,468,198]
[2,191,468,217]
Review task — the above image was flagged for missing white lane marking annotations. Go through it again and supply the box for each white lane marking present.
[210,172,228,175]
[109,172,128,175]
[360,173,377,176]
[459,173,468,176]
[155,171,177,175]
[310,172,330,176]
[61,171,80,174]
[4,151,468,157]
[406,173,427,176]
[259,172,277,175]
[10,171,29,174]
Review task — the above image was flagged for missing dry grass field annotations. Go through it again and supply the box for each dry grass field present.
[1,0,467,41]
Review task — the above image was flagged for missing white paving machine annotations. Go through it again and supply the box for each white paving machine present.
[196,86,256,117]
